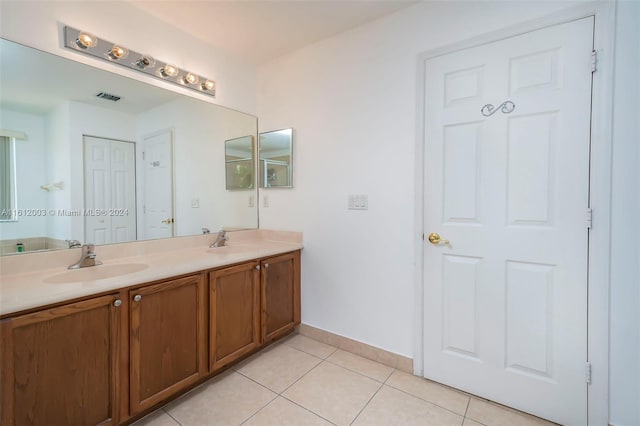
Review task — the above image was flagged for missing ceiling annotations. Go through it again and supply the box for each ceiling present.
[127,0,418,65]
[2,1,419,115]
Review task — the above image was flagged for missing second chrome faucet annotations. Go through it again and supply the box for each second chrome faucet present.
[210,230,228,248]
[68,243,102,269]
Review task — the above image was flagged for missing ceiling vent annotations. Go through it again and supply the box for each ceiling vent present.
[95,92,121,102]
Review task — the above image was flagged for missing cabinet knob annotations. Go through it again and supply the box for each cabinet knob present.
[255,265,260,270]
[113,299,122,307]
[133,294,142,302]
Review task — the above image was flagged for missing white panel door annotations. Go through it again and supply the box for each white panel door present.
[142,130,174,240]
[423,18,593,425]
[84,136,136,244]
[84,137,110,245]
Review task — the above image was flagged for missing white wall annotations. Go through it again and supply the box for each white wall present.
[44,102,72,241]
[0,109,47,239]
[609,1,640,425]
[257,0,582,359]
[0,1,257,115]
[257,1,639,423]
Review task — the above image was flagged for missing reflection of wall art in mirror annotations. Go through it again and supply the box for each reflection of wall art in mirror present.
[0,38,258,256]
[259,128,293,188]
[225,135,255,190]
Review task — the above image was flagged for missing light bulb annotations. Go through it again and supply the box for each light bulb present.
[182,72,199,85]
[135,55,156,69]
[201,80,215,91]
[107,45,129,60]
[160,64,179,77]
[75,31,98,49]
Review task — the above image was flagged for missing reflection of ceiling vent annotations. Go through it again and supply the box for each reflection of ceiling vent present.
[95,92,121,102]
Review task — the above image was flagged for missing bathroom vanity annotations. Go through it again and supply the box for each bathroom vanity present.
[0,231,301,425]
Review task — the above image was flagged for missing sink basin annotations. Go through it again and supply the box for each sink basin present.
[44,263,149,284]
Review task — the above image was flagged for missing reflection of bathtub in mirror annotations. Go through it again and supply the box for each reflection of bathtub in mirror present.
[0,237,68,256]
[0,38,258,256]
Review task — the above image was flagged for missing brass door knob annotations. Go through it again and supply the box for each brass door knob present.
[427,232,450,245]
[161,218,174,224]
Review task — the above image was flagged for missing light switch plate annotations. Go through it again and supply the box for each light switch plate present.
[348,194,368,210]
[191,198,200,208]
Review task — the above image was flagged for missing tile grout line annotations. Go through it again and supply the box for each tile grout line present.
[216,341,336,425]
[348,378,385,425]
[322,355,395,384]
[383,368,396,384]
[146,338,405,426]
[463,397,471,424]
[277,357,327,395]
[270,358,339,425]
[291,333,404,373]
[237,392,280,426]
[281,338,339,360]
[382,381,469,419]
[162,407,184,426]
[233,369,284,396]
[281,341,337,362]
[278,394,339,426]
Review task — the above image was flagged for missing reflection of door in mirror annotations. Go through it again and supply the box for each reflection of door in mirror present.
[83,136,136,244]
[142,130,174,240]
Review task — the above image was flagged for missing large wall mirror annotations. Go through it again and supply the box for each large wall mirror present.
[0,38,258,255]
[259,128,293,188]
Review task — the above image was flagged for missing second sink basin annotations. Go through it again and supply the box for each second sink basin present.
[44,263,149,284]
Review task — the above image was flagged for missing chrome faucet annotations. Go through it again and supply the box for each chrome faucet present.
[202,227,211,234]
[68,243,103,269]
[210,230,228,248]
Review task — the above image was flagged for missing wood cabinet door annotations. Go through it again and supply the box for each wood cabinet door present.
[0,294,123,426]
[129,274,206,414]
[209,261,260,371]
[261,251,301,343]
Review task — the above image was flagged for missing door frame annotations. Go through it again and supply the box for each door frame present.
[413,2,616,424]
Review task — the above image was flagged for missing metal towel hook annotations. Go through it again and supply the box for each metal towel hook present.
[481,100,516,117]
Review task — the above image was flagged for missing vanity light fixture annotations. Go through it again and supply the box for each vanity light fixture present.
[106,44,129,60]
[182,72,200,85]
[63,26,216,98]
[75,31,98,49]
[202,80,215,91]
[160,64,180,78]
[135,55,156,69]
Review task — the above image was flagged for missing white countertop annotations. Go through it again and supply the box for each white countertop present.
[0,230,302,317]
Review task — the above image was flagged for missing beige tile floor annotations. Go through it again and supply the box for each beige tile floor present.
[133,334,556,426]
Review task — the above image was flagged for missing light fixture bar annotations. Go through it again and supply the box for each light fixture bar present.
[63,26,216,98]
